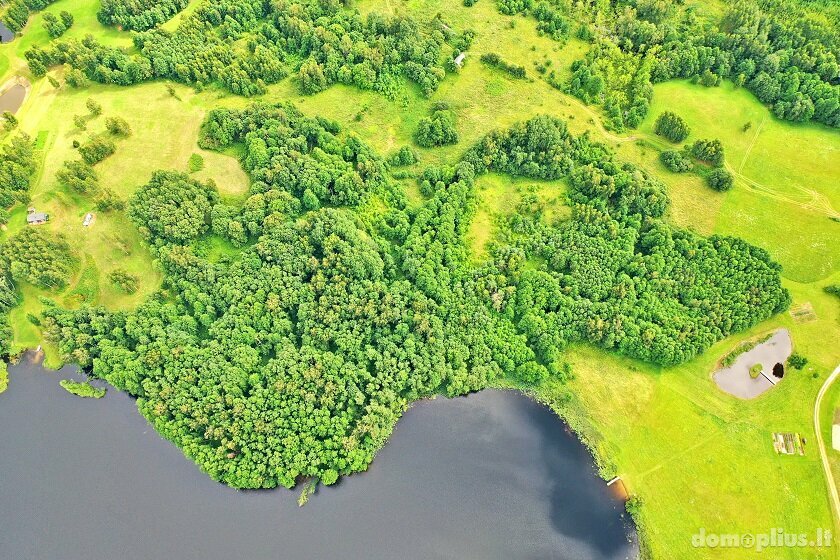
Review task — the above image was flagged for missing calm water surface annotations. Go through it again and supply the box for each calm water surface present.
[0,355,637,560]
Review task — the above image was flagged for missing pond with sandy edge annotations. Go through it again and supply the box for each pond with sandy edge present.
[713,329,792,399]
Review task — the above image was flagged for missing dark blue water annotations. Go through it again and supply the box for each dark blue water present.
[0,354,637,560]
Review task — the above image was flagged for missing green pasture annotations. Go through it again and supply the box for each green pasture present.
[636,80,840,284]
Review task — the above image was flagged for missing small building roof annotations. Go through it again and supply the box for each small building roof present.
[454,52,466,66]
[27,212,48,224]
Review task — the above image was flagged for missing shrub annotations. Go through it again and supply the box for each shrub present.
[105,116,131,136]
[65,69,87,88]
[188,153,204,173]
[42,11,73,39]
[388,146,418,167]
[660,150,692,173]
[707,168,734,191]
[86,98,102,117]
[108,269,139,294]
[480,52,526,79]
[56,160,98,194]
[59,379,106,398]
[653,111,690,143]
[299,58,327,95]
[699,69,721,87]
[95,188,126,212]
[3,111,18,131]
[515,361,548,383]
[415,110,458,147]
[691,139,725,167]
[79,137,116,165]
[788,353,808,370]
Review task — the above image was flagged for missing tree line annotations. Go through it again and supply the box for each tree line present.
[25,0,453,99]
[2,0,58,34]
[566,0,840,130]
[98,0,189,31]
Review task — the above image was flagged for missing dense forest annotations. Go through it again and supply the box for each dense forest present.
[464,116,788,365]
[39,104,789,488]
[97,0,188,31]
[19,0,838,131]
[25,0,454,98]
[0,134,38,358]
[563,0,840,130]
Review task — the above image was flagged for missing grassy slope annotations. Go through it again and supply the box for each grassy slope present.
[1,78,248,358]
[0,1,837,558]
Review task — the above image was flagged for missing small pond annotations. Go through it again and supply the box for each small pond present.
[0,354,638,560]
[713,329,792,399]
[0,83,26,114]
[0,22,13,43]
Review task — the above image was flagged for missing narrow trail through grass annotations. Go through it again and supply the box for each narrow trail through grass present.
[816,363,840,534]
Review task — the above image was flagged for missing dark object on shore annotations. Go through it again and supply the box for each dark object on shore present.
[773,363,785,379]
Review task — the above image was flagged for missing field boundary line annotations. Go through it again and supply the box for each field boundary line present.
[815,363,840,540]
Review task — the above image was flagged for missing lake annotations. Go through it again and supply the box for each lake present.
[0,354,638,560]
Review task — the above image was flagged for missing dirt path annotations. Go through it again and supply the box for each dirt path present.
[815,363,840,535]
[738,115,766,174]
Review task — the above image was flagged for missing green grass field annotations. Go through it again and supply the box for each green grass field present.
[530,273,840,559]
[0,1,838,557]
[1,75,246,359]
[636,80,840,284]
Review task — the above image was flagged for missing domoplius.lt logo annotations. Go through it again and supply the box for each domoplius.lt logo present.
[692,528,832,552]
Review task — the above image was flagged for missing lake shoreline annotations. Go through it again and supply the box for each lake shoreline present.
[1,354,638,560]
